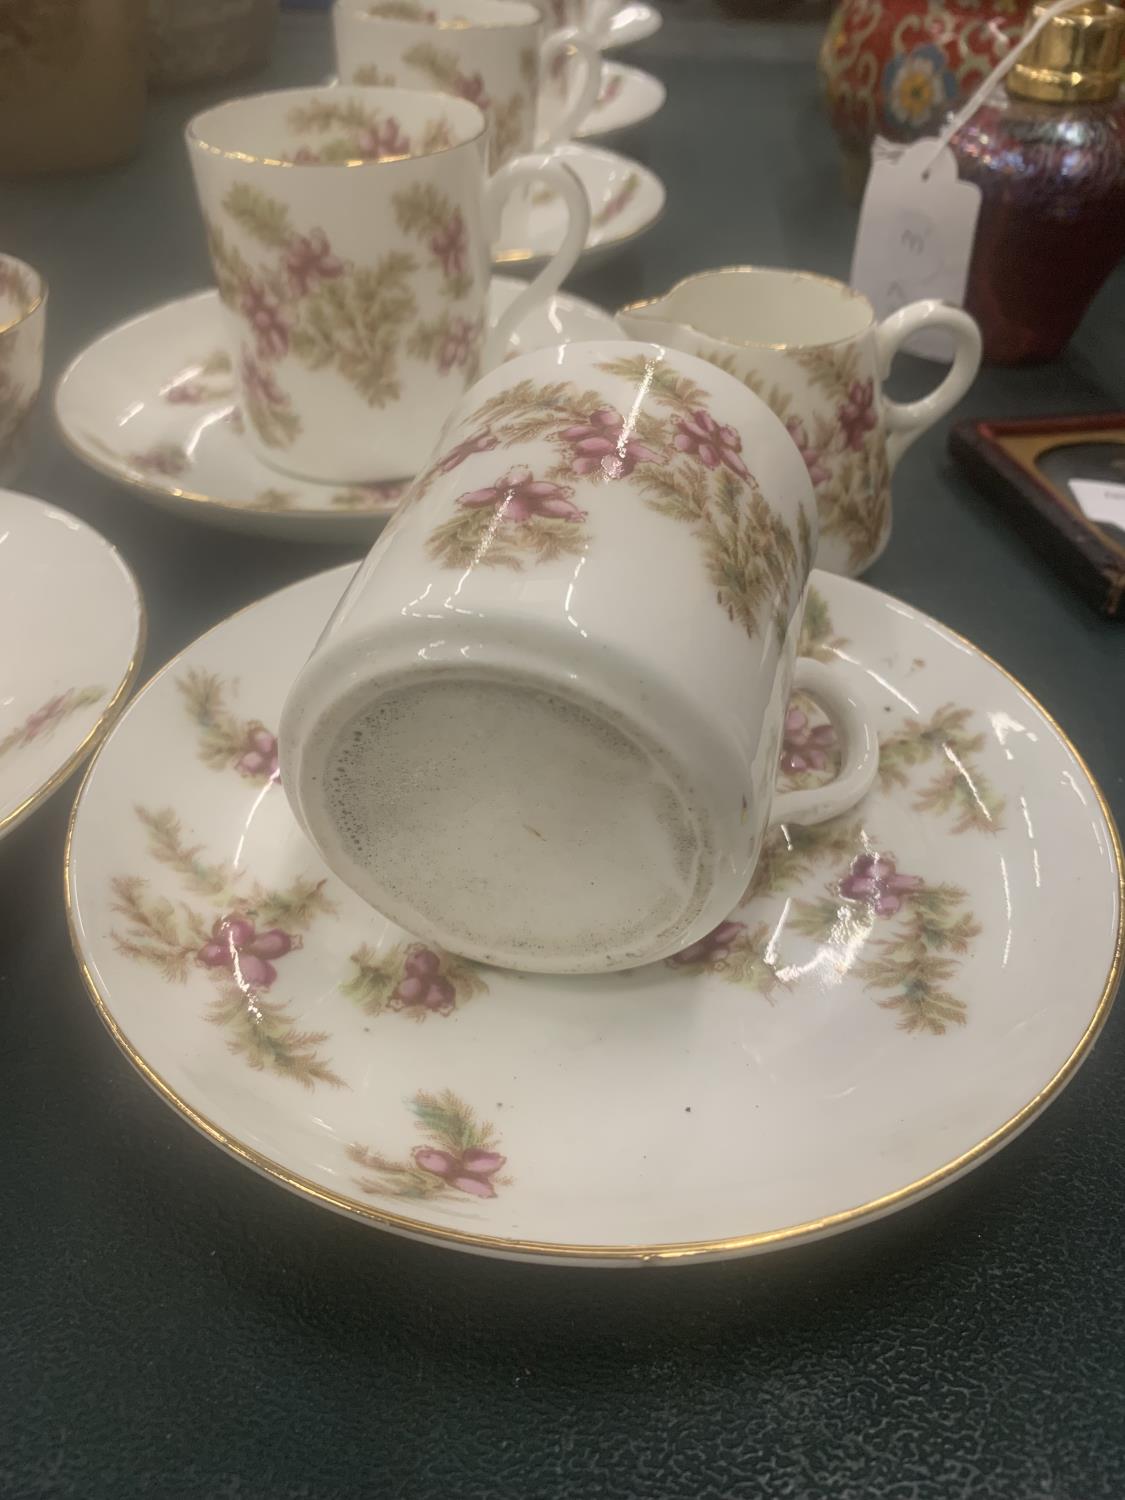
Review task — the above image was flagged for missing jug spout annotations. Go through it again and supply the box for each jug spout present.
[616,293,681,344]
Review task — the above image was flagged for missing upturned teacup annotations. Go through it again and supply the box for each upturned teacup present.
[280,341,880,974]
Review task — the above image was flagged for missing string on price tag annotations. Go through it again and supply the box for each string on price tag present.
[850,0,1091,362]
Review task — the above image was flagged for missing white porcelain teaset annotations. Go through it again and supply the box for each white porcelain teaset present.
[5,6,1122,1265]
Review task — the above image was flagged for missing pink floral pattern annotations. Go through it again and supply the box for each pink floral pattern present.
[176,669,281,787]
[196,914,299,988]
[284,229,345,296]
[562,407,661,480]
[667,920,747,968]
[785,416,831,487]
[673,410,751,480]
[780,704,837,773]
[240,279,289,360]
[431,212,467,282]
[436,428,498,473]
[591,171,640,229]
[349,1090,511,1203]
[129,442,189,477]
[838,378,877,451]
[838,853,923,916]
[111,807,343,1086]
[343,939,488,1021]
[414,1145,506,1198]
[0,685,104,761]
[419,355,803,634]
[457,466,586,523]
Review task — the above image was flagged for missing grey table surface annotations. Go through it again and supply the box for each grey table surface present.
[1,9,1123,1499]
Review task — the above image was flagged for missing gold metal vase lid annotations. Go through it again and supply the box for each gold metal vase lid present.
[1007,0,1125,102]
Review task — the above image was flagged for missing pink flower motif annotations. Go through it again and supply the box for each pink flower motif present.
[667,919,747,968]
[22,695,68,741]
[413,1144,507,1197]
[456,72,491,111]
[284,228,345,296]
[673,409,751,481]
[457,465,586,522]
[196,915,299,988]
[239,278,289,360]
[837,379,877,452]
[391,946,456,1016]
[241,349,289,409]
[438,315,479,374]
[780,705,837,774]
[430,211,467,280]
[785,416,831,487]
[598,72,624,105]
[356,117,411,160]
[235,726,280,781]
[436,427,498,472]
[561,407,662,481]
[839,854,924,917]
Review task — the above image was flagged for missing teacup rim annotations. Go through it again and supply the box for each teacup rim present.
[619,265,877,353]
[0,253,47,338]
[186,83,487,169]
[337,0,544,31]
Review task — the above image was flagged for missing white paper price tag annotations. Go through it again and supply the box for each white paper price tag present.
[850,137,982,362]
[1069,478,1125,530]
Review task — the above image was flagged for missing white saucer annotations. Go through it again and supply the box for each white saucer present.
[601,2,662,48]
[67,566,1122,1264]
[494,142,664,267]
[568,63,666,141]
[1,489,144,840]
[55,278,622,543]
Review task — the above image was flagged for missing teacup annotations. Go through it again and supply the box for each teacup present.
[187,85,589,483]
[334,0,602,169]
[280,340,880,974]
[0,255,46,482]
[618,268,982,577]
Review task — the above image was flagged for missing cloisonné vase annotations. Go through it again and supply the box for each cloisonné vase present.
[817,0,1031,192]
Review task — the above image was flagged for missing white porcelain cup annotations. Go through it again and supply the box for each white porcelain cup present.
[619,268,982,577]
[187,85,589,483]
[334,0,602,169]
[280,340,880,974]
[0,255,46,482]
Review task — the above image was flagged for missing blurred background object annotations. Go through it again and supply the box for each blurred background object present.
[0,0,147,174]
[817,0,1030,192]
[950,0,1125,364]
[148,0,278,90]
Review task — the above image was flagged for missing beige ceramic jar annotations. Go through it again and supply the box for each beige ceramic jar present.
[0,0,147,174]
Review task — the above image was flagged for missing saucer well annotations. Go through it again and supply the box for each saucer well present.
[66,566,1122,1264]
[494,142,665,267]
[601,2,662,48]
[1,489,144,840]
[55,278,622,543]
[570,63,666,141]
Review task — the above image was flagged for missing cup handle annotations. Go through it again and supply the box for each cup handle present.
[874,301,982,470]
[584,0,617,44]
[481,154,590,368]
[769,658,880,826]
[538,27,603,146]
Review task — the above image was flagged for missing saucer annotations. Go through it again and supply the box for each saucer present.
[67,566,1122,1264]
[494,142,664,267]
[601,2,662,48]
[567,63,666,141]
[1,489,144,840]
[55,278,622,543]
